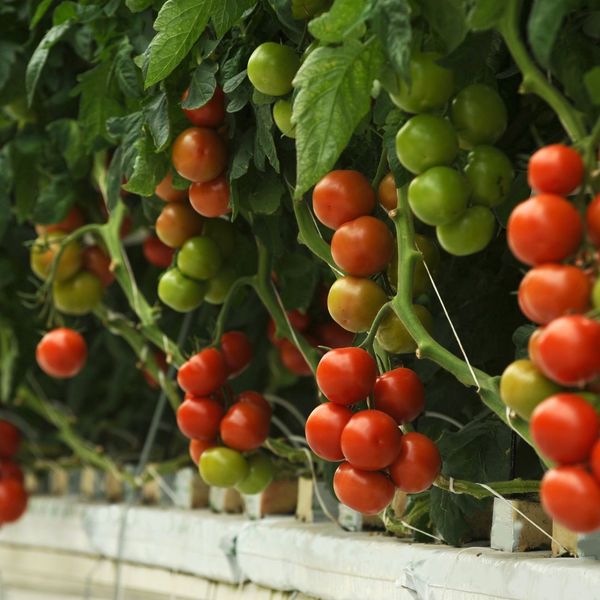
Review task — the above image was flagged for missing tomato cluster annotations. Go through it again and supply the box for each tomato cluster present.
[306,347,440,515]
[0,420,28,525]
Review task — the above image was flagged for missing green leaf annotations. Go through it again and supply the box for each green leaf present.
[420,0,467,52]
[182,62,217,108]
[209,0,257,38]
[46,118,87,174]
[371,0,411,77]
[308,0,371,44]
[143,92,170,151]
[293,39,384,196]
[115,40,142,99]
[230,129,255,179]
[0,42,19,92]
[226,81,252,112]
[10,136,42,222]
[584,65,600,105]
[123,131,169,196]
[31,0,56,29]
[0,150,13,241]
[32,176,76,223]
[223,69,247,93]
[25,21,72,105]
[276,252,320,310]
[126,0,155,11]
[52,1,77,24]
[249,171,284,214]
[464,0,505,30]
[254,104,280,172]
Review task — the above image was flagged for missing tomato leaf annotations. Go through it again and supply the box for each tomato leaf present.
[123,131,169,196]
[126,0,155,12]
[115,40,142,99]
[30,0,55,29]
[210,0,257,38]
[464,0,505,31]
[32,175,76,224]
[371,0,412,78]
[248,171,284,215]
[308,0,371,44]
[46,119,87,176]
[182,62,217,108]
[420,0,467,53]
[230,129,255,180]
[143,91,170,151]
[253,103,280,173]
[276,252,320,310]
[0,150,12,242]
[293,39,384,196]
[584,65,600,105]
[0,42,20,93]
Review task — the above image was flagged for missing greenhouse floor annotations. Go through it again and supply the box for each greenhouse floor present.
[1,497,600,600]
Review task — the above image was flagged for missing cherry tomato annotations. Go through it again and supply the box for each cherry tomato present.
[331,216,394,277]
[591,440,600,483]
[158,268,207,312]
[189,439,216,465]
[199,447,249,488]
[279,339,312,376]
[155,202,204,249]
[273,99,296,138]
[312,170,376,230]
[464,145,514,207]
[436,205,495,256]
[189,175,230,218]
[305,402,353,461]
[220,331,253,377]
[541,466,600,533]
[143,235,174,268]
[316,347,377,405]
[518,264,591,325]
[374,367,425,424]
[237,391,272,417]
[52,271,103,316]
[507,194,583,266]
[389,432,441,493]
[172,127,227,183]
[0,421,21,459]
[376,305,433,354]
[378,172,397,211]
[177,397,224,440]
[0,479,28,523]
[35,205,85,235]
[82,245,114,287]
[528,144,584,195]
[333,462,395,515]
[586,193,600,247]
[205,266,237,305]
[202,218,236,259]
[235,453,275,494]
[247,42,300,96]
[0,459,23,483]
[327,276,387,333]
[36,328,87,379]
[312,321,354,349]
[287,309,311,332]
[408,166,469,226]
[177,236,222,280]
[182,86,226,128]
[30,233,82,282]
[155,171,187,202]
[220,402,270,451]
[178,348,227,396]
[396,115,458,174]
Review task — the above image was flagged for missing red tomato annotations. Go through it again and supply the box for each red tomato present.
[312,170,376,230]
[189,439,217,465]
[36,328,87,379]
[528,144,584,196]
[305,402,353,461]
[176,397,224,440]
[143,235,175,268]
[507,194,583,266]
[237,391,272,417]
[333,462,395,515]
[189,175,231,218]
[316,347,377,405]
[591,439,600,483]
[267,319,285,347]
[528,328,544,369]
[331,216,394,277]
[378,172,397,211]
[155,202,204,248]
[279,339,312,376]
[0,421,20,459]
[541,466,600,533]
[534,315,600,386]
[518,264,591,325]
[220,402,270,451]
[220,331,253,377]
[0,479,28,523]
[35,205,85,235]
[586,193,600,247]
[182,86,226,128]
[177,348,228,396]
[312,321,355,349]
[155,172,187,202]
[171,127,227,183]
[373,367,425,424]
[530,394,599,464]
[287,309,311,332]
[82,245,114,287]
[142,350,168,389]
[389,432,441,493]
[340,409,402,470]
[0,459,24,483]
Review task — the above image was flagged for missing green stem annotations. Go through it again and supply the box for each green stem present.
[434,474,540,500]
[211,276,254,344]
[360,301,391,353]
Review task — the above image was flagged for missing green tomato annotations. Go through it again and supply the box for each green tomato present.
[593,278,600,309]
[247,43,300,97]
[408,166,469,226]
[235,453,275,495]
[500,359,560,420]
[30,233,82,282]
[389,52,454,114]
[376,305,434,354]
[450,84,507,147]
[395,114,458,174]
[205,266,237,305]
[273,100,296,138]
[158,268,206,312]
[177,236,222,281]
[202,219,236,259]
[464,146,514,207]
[436,206,495,256]
[53,271,103,316]
[388,234,440,297]
[199,447,249,488]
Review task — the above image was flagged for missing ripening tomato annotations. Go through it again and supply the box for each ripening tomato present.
[30,233,82,282]
[507,194,583,266]
[235,453,274,495]
[376,305,433,354]
[518,264,591,325]
[541,466,600,533]
[52,271,103,316]
[0,479,28,523]
[312,321,354,349]
[316,347,377,405]
[158,268,207,312]
[36,328,87,379]
[82,245,114,287]
[247,42,300,96]
[182,86,226,128]
[528,144,584,195]
[143,235,174,268]
[220,331,253,377]
[340,410,402,470]
[312,170,376,230]
[378,172,397,211]
[0,421,21,459]
[530,394,599,463]
[586,194,600,247]
[172,127,227,183]
[591,440,600,483]
[220,402,270,451]
[35,205,85,235]
[305,402,353,461]
[155,202,204,248]
[374,367,425,424]
[189,175,230,218]
[331,216,394,277]
[199,447,249,488]
[333,462,395,515]
[177,397,224,440]
[389,432,441,493]
[237,391,272,417]
[436,205,495,256]
[189,439,216,465]
[155,171,187,202]
[279,339,312,376]
[177,348,227,396]
[0,459,23,483]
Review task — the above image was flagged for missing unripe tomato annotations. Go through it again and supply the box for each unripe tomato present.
[155,202,204,248]
[376,305,433,354]
[436,206,495,256]
[182,86,225,128]
[36,328,87,379]
[312,170,376,230]
[143,235,174,268]
[464,145,514,207]
[220,331,253,377]
[395,115,458,174]
[450,84,507,146]
[327,276,387,333]
[593,278,600,310]
[177,397,224,440]
[82,245,114,287]
[35,206,85,235]
[177,236,222,280]
[518,264,591,325]
[0,459,24,483]
[235,453,275,495]
[53,271,103,316]
[279,339,312,376]
[586,193,600,247]
[316,347,377,405]
[158,268,206,312]
[528,144,584,195]
[189,439,216,465]
[0,480,28,523]
[155,171,187,202]
[0,421,21,459]
[237,391,272,417]
[172,127,227,183]
[202,218,236,259]
[312,321,354,349]
[247,43,300,96]
[273,99,296,138]
[389,432,441,493]
[189,175,230,218]
[199,447,249,488]
[374,367,425,424]
[30,233,82,282]
[408,166,469,226]
[220,402,270,451]
[333,462,395,515]
[331,216,394,276]
[178,348,227,396]
[305,402,353,461]
[205,266,237,304]
[507,194,583,266]
[378,172,397,211]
